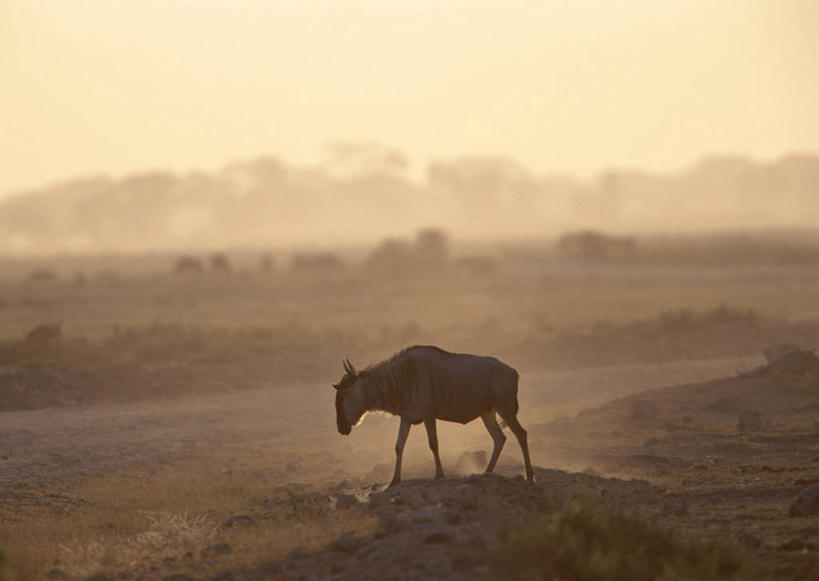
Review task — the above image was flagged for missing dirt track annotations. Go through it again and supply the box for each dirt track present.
[0,356,754,490]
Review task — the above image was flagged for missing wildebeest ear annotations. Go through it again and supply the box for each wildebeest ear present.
[332,382,342,390]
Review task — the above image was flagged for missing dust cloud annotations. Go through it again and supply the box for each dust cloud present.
[2,149,819,252]
[2,1,819,578]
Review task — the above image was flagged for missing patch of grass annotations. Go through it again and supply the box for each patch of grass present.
[494,491,765,581]
[0,454,375,580]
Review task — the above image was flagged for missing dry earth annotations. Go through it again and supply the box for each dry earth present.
[1,353,818,579]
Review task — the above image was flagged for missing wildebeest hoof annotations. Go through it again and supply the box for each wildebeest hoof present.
[387,479,401,488]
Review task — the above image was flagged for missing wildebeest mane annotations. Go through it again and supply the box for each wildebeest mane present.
[357,346,460,415]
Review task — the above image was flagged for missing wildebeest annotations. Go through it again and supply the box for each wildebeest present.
[333,346,534,486]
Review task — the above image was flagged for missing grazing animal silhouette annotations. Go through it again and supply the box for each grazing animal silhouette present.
[333,346,534,486]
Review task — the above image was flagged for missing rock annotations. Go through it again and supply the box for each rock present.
[737,411,771,432]
[790,486,819,516]
[201,543,232,559]
[47,569,68,581]
[335,493,359,510]
[206,572,234,581]
[217,515,256,531]
[161,576,195,581]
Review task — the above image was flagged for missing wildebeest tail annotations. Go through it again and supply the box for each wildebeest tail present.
[497,366,520,430]
[498,395,519,430]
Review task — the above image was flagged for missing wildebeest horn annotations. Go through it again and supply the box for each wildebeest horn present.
[344,357,356,375]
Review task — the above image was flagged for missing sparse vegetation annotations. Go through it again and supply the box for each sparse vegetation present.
[0,455,375,580]
[1,241,819,579]
[495,492,763,580]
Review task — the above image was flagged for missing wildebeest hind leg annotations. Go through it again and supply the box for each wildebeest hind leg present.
[480,411,506,473]
[424,417,445,479]
[496,410,535,482]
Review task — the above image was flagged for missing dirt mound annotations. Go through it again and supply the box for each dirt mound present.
[751,349,819,384]
[258,470,659,581]
[554,349,819,433]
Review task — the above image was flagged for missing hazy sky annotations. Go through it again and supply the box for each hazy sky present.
[1,0,817,197]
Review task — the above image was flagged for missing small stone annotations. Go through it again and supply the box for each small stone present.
[48,569,68,581]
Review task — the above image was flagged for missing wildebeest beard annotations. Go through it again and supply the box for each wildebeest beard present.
[335,387,352,435]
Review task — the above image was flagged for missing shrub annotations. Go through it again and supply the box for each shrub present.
[495,493,762,581]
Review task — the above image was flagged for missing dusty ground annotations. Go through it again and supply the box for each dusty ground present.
[0,356,753,490]
[2,352,818,579]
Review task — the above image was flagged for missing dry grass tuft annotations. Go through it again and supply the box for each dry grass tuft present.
[0,454,375,580]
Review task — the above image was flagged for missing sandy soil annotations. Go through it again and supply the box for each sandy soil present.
[2,352,817,579]
[0,356,753,490]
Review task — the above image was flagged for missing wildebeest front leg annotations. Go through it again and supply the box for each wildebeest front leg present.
[480,411,506,473]
[389,417,411,487]
[424,417,445,479]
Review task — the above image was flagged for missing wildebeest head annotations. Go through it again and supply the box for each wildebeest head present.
[333,358,361,435]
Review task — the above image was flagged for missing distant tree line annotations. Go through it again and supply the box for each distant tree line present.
[1,149,818,252]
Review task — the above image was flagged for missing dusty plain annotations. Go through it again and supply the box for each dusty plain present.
[1,250,818,579]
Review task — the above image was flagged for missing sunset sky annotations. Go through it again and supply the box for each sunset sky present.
[1,0,817,197]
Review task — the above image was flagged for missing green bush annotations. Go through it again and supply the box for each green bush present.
[495,493,763,581]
